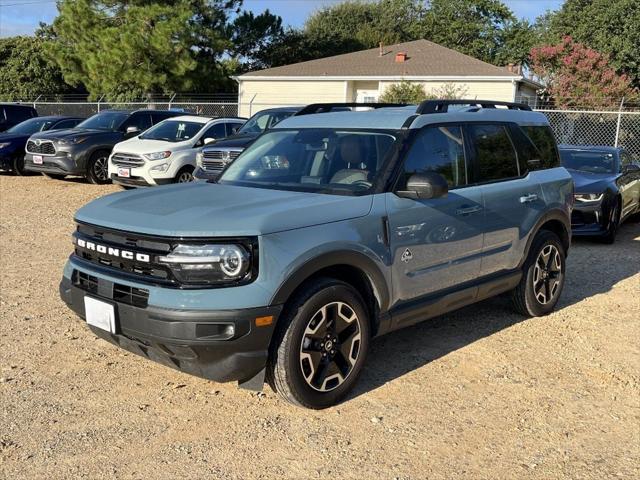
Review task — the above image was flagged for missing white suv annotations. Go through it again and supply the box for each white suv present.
[108,115,245,187]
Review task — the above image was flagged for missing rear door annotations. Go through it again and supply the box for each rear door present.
[387,124,484,303]
[468,123,545,276]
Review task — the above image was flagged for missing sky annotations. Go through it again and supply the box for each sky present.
[0,0,565,38]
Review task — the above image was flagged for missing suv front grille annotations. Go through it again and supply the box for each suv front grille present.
[72,270,149,308]
[26,140,56,155]
[72,223,175,286]
[111,153,145,167]
[202,149,243,173]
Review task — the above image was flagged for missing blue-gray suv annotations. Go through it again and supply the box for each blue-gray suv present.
[60,100,573,409]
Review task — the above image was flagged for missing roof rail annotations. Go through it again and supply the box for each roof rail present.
[295,102,407,116]
[416,99,532,114]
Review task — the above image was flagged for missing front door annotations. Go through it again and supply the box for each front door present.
[387,125,484,305]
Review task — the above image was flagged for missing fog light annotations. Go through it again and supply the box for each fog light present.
[150,162,170,173]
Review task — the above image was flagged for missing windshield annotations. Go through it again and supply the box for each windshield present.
[560,150,616,174]
[6,118,56,135]
[219,129,397,195]
[139,120,204,142]
[237,110,296,135]
[76,112,128,131]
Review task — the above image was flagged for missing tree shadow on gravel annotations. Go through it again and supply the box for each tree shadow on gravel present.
[350,222,640,401]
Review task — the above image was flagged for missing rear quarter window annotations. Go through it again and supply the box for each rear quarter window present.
[468,124,519,182]
[520,125,560,170]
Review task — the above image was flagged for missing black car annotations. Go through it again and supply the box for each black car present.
[559,144,640,243]
[193,106,301,180]
[0,103,38,132]
[0,116,84,175]
[23,109,181,184]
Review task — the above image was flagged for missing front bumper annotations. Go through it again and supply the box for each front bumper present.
[110,173,173,187]
[193,166,222,182]
[60,275,282,384]
[571,203,607,236]
[24,150,85,175]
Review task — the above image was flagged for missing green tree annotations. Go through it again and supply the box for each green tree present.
[49,0,283,99]
[379,81,428,104]
[541,0,640,87]
[0,35,76,100]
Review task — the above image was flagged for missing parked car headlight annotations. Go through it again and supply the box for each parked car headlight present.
[574,193,604,203]
[0,142,10,149]
[158,243,252,285]
[144,151,172,160]
[196,151,204,166]
[57,136,88,145]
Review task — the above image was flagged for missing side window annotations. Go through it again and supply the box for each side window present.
[521,125,560,169]
[54,119,81,130]
[122,113,152,132]
[399,125,467,189]
[5,105,34,122]
[620,152,633,172]
[226,122,244,136]
[469,124,519,182]
[203,123,226,140]
[150,112,174,125]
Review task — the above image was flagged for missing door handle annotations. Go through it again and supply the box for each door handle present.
[520,193,539,204]
[455,205,482,216]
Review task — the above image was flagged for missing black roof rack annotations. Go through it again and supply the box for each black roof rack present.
[416,99,532,114]
[295,102,407,116]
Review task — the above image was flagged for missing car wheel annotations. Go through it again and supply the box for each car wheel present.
[42,173,66,180]
[267,277,370,409]
[511,230,566,317]
[174,167,194,183]
[87,151,111,185]
[12,155,28,176]
[601,198,620,244]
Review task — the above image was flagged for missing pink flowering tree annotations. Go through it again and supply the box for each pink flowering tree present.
[530,37,636,108]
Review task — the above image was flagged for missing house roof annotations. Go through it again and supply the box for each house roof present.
[239,39,518,79]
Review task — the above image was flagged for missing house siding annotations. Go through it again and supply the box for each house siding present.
[238,80,347,117]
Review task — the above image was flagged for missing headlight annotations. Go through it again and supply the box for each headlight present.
[574,193,604,203]
[0,142,10,149]
[57,136,88,145]
[144,151,172,160]
[158,243,252,285]
[196,152,203,166]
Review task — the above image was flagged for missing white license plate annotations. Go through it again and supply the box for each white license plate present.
[84,296,116,334]
[33,155,43,164]
[117,167,130,178]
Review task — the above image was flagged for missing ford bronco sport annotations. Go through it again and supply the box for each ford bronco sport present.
[60,100,572,409]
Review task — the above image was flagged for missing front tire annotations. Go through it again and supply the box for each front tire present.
[86,151,111,184]
[267,278,370,409]
[511,230,566,317]
[174,166,194,183]
[600,198,620,244]
[12,155,28,176]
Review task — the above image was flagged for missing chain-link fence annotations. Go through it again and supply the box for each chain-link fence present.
[539,109,640,158]
[32,101,239,118]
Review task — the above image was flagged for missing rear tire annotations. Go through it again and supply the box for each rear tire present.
[267,278,370,409]
[86,151,111,184]
[511,230,566,317]
[42,173,66,180]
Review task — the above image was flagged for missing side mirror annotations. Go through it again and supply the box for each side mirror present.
[203,137,215,145]
[125,126,140,137]
[623,164,640,174]
[396,172,448,200]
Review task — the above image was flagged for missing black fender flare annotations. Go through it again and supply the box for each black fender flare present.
[269,250,390,314]
[519,208,571,268]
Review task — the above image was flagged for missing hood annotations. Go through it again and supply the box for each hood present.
[204,133,258,149]
[75,183,373,237]
[568,169,618,192]
[0,132,29,143]
[30,128,118,141]
[113,137,189,154]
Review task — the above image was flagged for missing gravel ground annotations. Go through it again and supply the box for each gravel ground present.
[1,175,639,480]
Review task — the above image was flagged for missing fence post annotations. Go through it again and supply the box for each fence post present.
[168,93,176,110]
[97,95,105,112]
[614,97,625,147]
[33,95,42,110]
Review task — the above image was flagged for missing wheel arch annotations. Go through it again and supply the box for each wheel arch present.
[520,209,571,268]
[270,251,390,337]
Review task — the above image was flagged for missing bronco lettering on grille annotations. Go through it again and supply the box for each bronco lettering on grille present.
[76,238,150,263]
